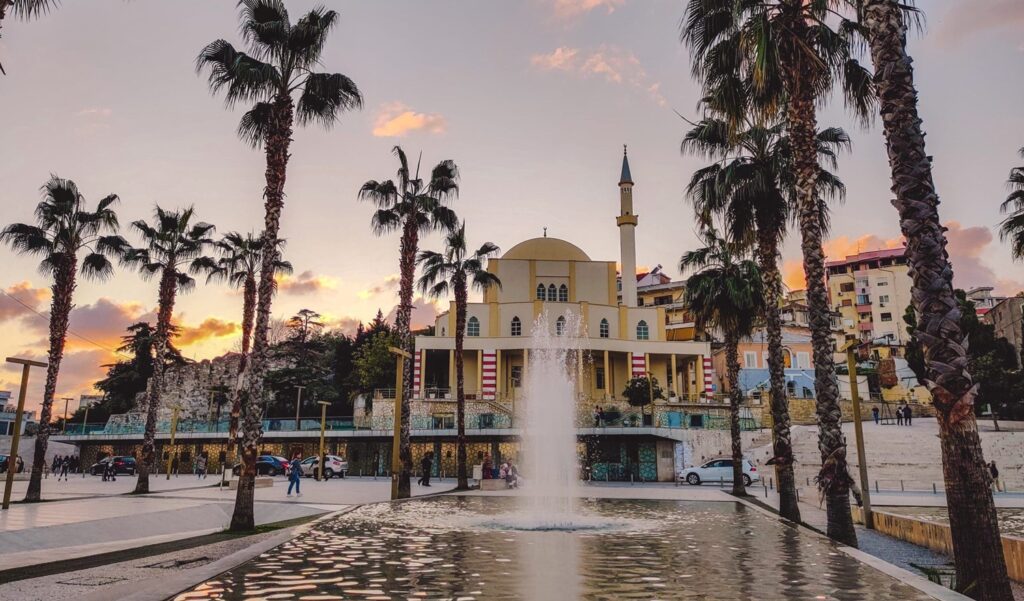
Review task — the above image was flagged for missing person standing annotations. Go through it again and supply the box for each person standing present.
[51,455,61,475]
[896,405,903,426]
[196,453,208,479]
[593,406,601,427]
[419,452,433,487]
[871,406,879,425]
[903,404,913,426]
[59,455,70,481]
[287,453,302,497]
[171,454,180,477]
[990,461,1000,492]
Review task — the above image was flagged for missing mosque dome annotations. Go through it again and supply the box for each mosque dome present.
[501,237,591,262]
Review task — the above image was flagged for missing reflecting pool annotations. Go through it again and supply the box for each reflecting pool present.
[175,496,936,600]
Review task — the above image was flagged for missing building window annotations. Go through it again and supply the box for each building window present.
[547,284,557,302]
[743,351,758,368]
[536,283,546,300]
[595,366,606,390]
[840,282,855,293]
[880,313,893,322]
[796,352,810,369]
[636,320,649,340]
[556,316,566,336]
[467,316,480,337]
[841,299,853,307]
[876,280,888,287]
[599,318,609,338]
[510,365,522,388]
[879,295,890,304]
[510,316,521,337]
[558,284,568,302]
[654,295,673,306]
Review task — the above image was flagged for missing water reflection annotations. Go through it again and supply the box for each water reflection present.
[175,497,936,601]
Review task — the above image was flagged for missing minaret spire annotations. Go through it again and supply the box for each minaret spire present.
[616,145,638,307]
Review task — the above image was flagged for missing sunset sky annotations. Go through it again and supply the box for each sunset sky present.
[1,0,1022,414]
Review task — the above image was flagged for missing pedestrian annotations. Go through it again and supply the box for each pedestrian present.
[896,404,903,426]
[171,454,180,477]
[418,451,433,487]
[507,460,519,488]
[196,453,208,479]
[990,461,1000,492]
[593,406,600,427]
[59,455,70,481]
[903,404,912,426]
[598,406,605,427]
[287,453,302,497]
[51,455,61,475]
[871,406,880,425]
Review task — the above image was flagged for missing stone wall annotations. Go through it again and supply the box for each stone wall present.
[755,398,935,427]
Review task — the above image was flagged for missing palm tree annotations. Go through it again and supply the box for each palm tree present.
[359,146,459,498]
[1000,148,1024,261]
[0,176,124,502]
[681,228,762,496]
[122,206,216,494]
[197,0,361,531]
[204,232,291,476]
[0,0,57,74]
[681,0,874,547]
[852,1,1013,595]
[682,113,850,521]
[417,223,501,490]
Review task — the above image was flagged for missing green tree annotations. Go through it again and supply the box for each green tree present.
[0,0,57,74]
[681,228,763,495]
[0,176,125,501]
[682,112,848,516]
[418,223,501,490]
[359,146,459,498]
[197,0,362,531]
[682,0,874,547]
[122,206,216,494]
[353,329,400,395]
[621,376,665,415]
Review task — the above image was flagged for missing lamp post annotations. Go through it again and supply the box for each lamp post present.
[3,357,47,510]
[61,397,73,434]
[317,400,330,482]
[843,341,874,529]
[165,404,181,481]
[294,385,306,431]
[80,398,95,478]
[388,346,411,500]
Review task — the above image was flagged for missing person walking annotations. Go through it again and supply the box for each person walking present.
[903,404,913,426]
[51,455,61,475]
[895,404,903,426]
[419,452,434,487]
[196,453,208,479]
[990,461,1000,492]
[287,453,303,497]
[171,454,180,477]
[593,406,601,427]
[59,455,70,481]
[871,406,880,425]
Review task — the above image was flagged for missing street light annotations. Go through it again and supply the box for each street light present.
[61,397,74,434]
[294,385,306,431]
[842,340,874,530]
[316,400,331,482]
[388,346,411,500]
[3,357,47,510]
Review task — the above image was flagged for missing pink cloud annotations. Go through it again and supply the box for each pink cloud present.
[530,44,666,106]
[936,0,1024,48]
[0,281,50,323]
[550,0,625,20]
[372,102,447,137]
[277,270,338,296]
[944,221,1024,295]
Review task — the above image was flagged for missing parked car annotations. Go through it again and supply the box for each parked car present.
[0,454,24,474]
[300,455,348,479]
[678,458,759,486]
[231,455,291,477]
[89,456,136,476]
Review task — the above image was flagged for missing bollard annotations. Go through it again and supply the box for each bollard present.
[932,483,937,494]
[875,480,879,493]
[900,480,904,492]
[764,481,768,498]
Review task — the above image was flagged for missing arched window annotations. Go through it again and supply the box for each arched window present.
[467,316,480,337]
[510,316,522,337]
[558,284,568,302]
[555,316,566,336]
[599,318,610,338]
[547,284,557,301]
[636,320,649,340]
[536,283,546,300]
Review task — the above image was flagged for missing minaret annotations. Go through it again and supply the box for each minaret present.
[617,145,638,307]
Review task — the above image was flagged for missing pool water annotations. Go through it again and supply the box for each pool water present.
[175,496,936,600]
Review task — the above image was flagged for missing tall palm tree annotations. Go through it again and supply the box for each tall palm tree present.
[0,0,57,74]
[852,1,1013,596]
[1000,148,1024,261]
[0,176,124,502]
[359,146,459,498]
[122,206,216,494]
[681,229,762,496]
[197,0,361,531]
[417,223,501,490]
[683,113,850,520]
[681,0,874,547]
[204,232,291,474]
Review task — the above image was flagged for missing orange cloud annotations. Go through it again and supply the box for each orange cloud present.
[372,102,447,137]
[550,0,625,20]
[0,281,50,323]
[358,274,400,300]
[278,270,338,295]
[530,46,579,70]
[176,317,240,346]
[386,296,440,331]
[530,44,666,106]
[782,234,905,291]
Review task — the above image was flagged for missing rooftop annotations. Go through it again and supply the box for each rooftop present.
[825,246,907,268]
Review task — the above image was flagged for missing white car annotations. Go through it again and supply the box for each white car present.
[300,455,349,479]
[679,458,759,486]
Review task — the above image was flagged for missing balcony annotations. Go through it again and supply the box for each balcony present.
[857,321,874,332]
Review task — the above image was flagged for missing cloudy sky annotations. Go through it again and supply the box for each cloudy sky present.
[1,0,1022,413]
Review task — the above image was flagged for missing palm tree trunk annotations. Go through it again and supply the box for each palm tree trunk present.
[757,231,801,521]
[226,276,256,471]
[392,215,420,499]
[725,331,746,496]
[782,45,857,545]
[233,94,294,531]
[134,267,177,494]
[454,277,468,490]
[25,258,76,502]
[861,2,1012,596]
